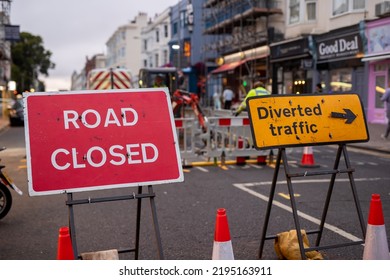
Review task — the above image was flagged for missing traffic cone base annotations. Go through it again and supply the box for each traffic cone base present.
[363,226,390,260]
[212,208,234,260]
[363,194,390,260]
[212,240,234,260]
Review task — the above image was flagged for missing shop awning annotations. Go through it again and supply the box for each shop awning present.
[210,60,246,74]
[361,54,390,62]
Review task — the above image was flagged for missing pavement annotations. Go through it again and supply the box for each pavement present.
[348,122,390,154]
[0,116,389,154]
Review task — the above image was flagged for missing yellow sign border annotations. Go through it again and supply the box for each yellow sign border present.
[246,93,370,150]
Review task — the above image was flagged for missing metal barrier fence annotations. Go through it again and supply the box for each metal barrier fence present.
[174,116,272,166]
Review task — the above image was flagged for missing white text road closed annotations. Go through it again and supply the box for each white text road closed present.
[24,88,183,196]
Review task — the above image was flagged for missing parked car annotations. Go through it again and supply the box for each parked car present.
[7,95,24,126]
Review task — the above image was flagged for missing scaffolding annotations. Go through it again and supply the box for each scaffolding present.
[202,0,283,98]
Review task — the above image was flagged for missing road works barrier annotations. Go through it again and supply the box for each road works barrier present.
[174,116,272,166]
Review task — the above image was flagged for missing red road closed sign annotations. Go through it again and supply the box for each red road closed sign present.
[24,89,183,196]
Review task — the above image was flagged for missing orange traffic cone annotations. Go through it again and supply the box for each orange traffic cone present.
[212,208,234,260]
[299,146,319,168]
[57,226,75,260]
[363,194,390,260]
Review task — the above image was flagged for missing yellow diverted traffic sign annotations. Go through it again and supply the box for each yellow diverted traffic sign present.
[247,93,369,149]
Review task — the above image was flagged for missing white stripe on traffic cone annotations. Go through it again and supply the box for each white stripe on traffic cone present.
[212,208,234,260]
[363,194,390,260]
[298,146,319,168]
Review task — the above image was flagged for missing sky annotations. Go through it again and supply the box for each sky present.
[11,0,179,91]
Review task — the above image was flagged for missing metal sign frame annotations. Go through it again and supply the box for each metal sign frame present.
[66,185,164,260]
[258,145,366,259]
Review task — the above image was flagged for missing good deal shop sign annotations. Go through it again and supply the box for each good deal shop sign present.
[24,89,183,196]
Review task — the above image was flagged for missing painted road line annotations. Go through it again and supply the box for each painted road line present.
[233,182,363,242]
[248,163,264,169]
[195,166,209,173]
[235,177,387,187]
[278,192,301,199]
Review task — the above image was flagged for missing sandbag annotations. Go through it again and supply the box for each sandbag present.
[274,229,323,260]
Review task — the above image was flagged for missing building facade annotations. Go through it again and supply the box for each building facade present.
[68,1,390,125]
[362,15,390,124]
[140,8,171,69]
[1,1,17,94]
[203,0,284,102]
[267,0,390,126]
[105,12,148,81]
[169,0,216,95]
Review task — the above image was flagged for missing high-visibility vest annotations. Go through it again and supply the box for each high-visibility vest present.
[238,87,270,112]
[247,87,270,97]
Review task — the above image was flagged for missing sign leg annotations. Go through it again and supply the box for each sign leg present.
[148,185,164,259]
[258,148,283,259]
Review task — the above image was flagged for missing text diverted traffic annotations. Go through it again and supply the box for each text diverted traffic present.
[257,103,322,137]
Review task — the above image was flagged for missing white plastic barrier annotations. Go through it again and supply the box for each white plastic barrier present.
[203,116,270,161]
[174,116,277,166]
[174,118,202,165]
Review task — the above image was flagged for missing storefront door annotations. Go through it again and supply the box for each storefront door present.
[372,65,387,123]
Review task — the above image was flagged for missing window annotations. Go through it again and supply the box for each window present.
[164,24,168,38]
[333,0,348,16]
[288,0,317,25]
[143,39,147,51]
[180,11,187,27]
[156,29,160,43]
[163,50,168,64]
[353,0,365,10]
[306,1,316,21]
[332,0,365,16]
[330,69,352,92]
[289,0,300,24]
[155,54,159,67]
[183,41,191,57]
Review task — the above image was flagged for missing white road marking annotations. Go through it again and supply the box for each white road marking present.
[236,177,387,187]
[231,177,388,242]
[195,166,209,172]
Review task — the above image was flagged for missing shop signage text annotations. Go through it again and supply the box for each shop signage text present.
[317,33,362,61]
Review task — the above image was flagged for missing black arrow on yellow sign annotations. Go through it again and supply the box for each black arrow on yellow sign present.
[330,109,357,124]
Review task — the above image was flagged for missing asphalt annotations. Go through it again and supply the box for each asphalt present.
[0,116,389,154]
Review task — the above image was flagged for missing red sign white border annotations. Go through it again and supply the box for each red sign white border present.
[24,88,184,196]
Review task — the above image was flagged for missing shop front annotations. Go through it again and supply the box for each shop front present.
[362,17,390,124]
[314,24,365,100]
[270,37,315,95]
[210,46,269,102]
